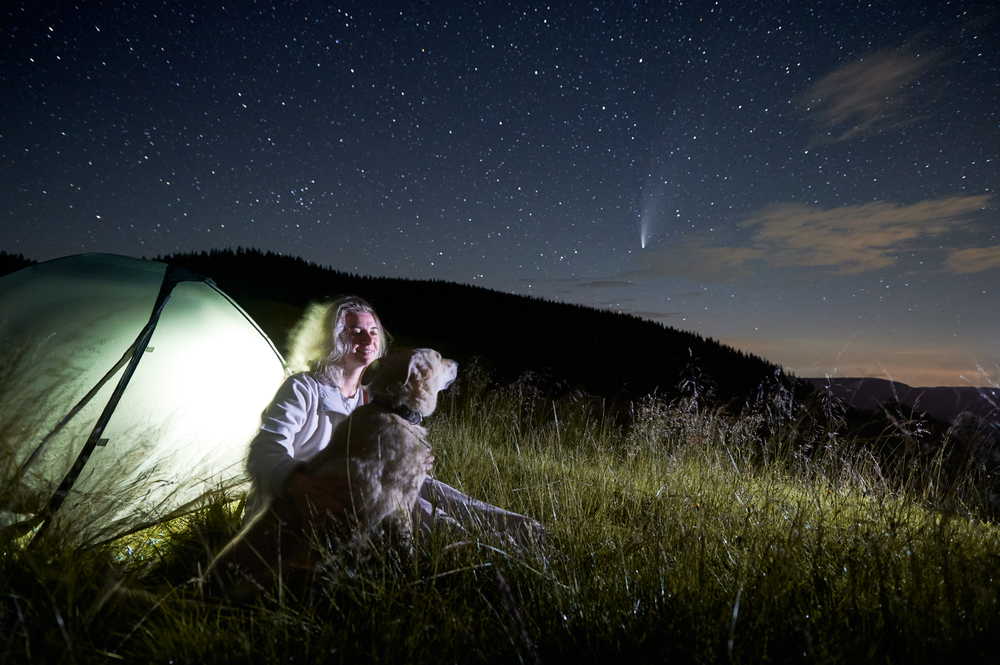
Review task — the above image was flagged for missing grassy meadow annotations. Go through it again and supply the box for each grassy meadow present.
[2,366,999,663]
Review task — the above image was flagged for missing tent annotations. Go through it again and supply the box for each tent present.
[0,254,288,546]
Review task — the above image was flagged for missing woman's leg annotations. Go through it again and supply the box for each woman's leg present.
[417,478,540,544]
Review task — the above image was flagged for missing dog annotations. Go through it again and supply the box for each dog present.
[307,347,458,539]
[204,348,457,600]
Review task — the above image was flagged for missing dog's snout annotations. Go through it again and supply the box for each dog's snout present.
[444,360,458,388]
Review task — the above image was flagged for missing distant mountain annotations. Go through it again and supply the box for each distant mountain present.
[801,377,1000,426]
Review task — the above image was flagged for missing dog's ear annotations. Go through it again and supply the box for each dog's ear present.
[406,349,437,385]
[361,351,414,397]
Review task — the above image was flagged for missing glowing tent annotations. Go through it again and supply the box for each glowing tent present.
[0,254,288,546]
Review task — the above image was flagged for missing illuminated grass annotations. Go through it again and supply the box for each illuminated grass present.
[2,369,999,663]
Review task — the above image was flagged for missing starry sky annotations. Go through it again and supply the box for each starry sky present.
[3,1,998,388]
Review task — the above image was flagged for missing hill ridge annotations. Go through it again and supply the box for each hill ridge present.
[159,247,781,404]
[802,376,1000,425]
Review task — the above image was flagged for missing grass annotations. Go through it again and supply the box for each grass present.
[2,366,1000,663]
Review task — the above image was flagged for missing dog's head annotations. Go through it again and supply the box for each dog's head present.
[361,348,458,416]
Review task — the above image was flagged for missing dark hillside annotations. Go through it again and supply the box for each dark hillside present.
[0,251,35,275]
[160,248,781,405]
[802,377,1000,426]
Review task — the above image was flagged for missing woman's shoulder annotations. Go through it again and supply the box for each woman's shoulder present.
[262,372,348,417]
[273,371,328,397]
[285,371,335,388]
[287,371,346,397]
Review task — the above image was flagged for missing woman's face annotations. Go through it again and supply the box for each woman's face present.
[341,311,380,371]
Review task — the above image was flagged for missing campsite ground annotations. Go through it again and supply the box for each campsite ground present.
[3,366,1000,663]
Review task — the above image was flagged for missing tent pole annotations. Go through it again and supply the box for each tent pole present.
[17,351,135,478]
[29,266,197,546]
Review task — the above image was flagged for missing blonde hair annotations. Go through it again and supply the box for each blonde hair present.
[285,296,388,387]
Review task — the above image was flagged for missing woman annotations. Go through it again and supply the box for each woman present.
[245,296,540,544]
[244,296,384,524]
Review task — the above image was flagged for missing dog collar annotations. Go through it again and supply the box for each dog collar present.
[372,397,423,425]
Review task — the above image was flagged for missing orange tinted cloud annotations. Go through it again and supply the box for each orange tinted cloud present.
[795,49,944,145]
[743,196,989,273]
[944,246,1000,274]
[634,195,992,280]
[728,336,998,387]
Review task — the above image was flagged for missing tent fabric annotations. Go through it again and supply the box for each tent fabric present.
[0,254,288,546]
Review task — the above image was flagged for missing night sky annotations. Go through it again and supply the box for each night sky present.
[3,1,998,388]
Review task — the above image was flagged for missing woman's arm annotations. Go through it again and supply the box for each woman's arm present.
[245,375,315,498]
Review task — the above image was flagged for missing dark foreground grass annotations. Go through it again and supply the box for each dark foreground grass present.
[3,371,999,663]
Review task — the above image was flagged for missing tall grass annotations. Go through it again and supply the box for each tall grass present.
[2,366,999,663]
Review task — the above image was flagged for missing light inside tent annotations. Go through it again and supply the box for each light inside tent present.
[0,254,286,545]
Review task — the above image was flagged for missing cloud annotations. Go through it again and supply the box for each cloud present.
[795,48,945,145]
[629,310,682,320]
[633,195,992,281]
[729,335,999,387]
[944,246,1000,274]
[576,280,636,289]
[514,276,636,289]
[742,196,988,273]
[631,240,764,280]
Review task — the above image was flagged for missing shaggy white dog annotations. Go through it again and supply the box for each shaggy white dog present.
[306,347,458,539]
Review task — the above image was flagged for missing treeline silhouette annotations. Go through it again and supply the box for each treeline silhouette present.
[156,247,782,406]
[0,250,35,275]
